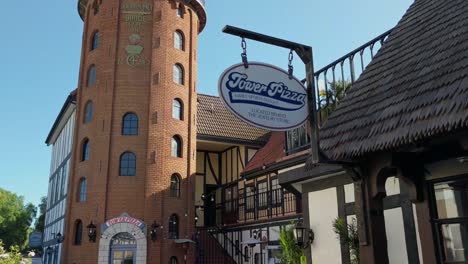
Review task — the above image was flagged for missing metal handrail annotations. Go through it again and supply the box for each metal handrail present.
[219,188,300,224]
[313,29,393,125]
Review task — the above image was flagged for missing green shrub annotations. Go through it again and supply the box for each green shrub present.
[333,217,359,264]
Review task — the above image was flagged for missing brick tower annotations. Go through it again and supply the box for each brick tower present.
[62,0,206,263]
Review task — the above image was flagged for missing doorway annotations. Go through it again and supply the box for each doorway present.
[205,185,217,226]
[110,232,136,264]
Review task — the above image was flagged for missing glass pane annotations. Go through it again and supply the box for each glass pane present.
[113,251,124,259]
[434,179,468,219]
[111,233,136,245]
[124,251,134,259]
[440,223,468,262]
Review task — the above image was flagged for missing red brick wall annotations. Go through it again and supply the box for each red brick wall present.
[63,0,202,263]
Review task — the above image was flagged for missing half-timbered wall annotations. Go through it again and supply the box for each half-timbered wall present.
[196,145,252,227]
[301,170,424,264]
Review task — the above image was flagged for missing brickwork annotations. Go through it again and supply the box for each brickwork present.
[63,0,204,263]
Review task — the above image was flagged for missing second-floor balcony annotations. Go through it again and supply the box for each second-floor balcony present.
[215,188,301,226]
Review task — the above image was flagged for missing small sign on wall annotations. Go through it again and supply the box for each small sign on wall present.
[29,232,43,248]
[218,62,308,131]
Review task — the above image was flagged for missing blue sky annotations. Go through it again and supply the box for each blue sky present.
[0,0,412,206]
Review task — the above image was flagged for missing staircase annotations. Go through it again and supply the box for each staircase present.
[196,228,237,264]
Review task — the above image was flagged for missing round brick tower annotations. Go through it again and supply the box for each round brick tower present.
[62,0,206,263]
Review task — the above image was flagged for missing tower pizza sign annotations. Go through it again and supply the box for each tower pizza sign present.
[218,62,308,131]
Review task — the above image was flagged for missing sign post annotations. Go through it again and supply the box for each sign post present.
[222,25,320,163]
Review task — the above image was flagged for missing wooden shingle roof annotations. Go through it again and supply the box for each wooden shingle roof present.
[320,0,468,160]
[197,94,269,144]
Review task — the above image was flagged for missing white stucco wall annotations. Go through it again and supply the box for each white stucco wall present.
[308,187,342,264]
[385,177,400,196]
[412,204,423,263]
[384,207,408,264]
[344,183,354,203]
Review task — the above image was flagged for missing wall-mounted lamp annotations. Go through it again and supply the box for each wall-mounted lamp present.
[294,224,314,249]
[150,221,160,241]
[55,232,64,243]
[87,221,97,242]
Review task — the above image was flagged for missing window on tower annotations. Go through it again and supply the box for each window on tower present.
[173,64,184,85]
[91,31,99,51]
[74,220,83,245]
[177,5,184,18]
[84,101,93,123]
[169,257,178,264]
[82,139,90,161]
[168,214,179,239]
[170,174,181,198]
[174,31,184,50]
[172,99,183,120]
[122,113,138,135]
[120,152,136,176]
[78,178,87,202]
[87,65,97,87]
[171,136,182,158]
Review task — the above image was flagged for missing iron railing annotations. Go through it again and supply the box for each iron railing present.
[195,227,243,264]
[196,0,205,7]
[217,189,301,225]
[284,29,392,155]
[314,29,392,125]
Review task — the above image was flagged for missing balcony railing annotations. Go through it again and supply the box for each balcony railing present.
[314,29,392,125]
[196,0,205,7]
[284,30,392,155]
[217,189,301,225]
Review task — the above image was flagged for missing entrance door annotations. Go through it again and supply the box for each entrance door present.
[205,185,217,226]
[110,233,136,264]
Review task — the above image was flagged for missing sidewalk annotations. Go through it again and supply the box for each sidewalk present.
[31,257,42,264]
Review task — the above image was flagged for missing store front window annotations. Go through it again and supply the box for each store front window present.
[431,177,468,263]
[110,233,136,264]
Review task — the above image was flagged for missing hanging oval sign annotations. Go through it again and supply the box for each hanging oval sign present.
[218,62,308,131]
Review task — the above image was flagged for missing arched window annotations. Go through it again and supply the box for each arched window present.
[168,214,179,239]
[172,99,183,120]
[244,246,249,262]
[87,65,96,87]
[176,5,184,18]
[170,174,180,197]
[169,256,178,264]
[78,178,87,202]
[173,64,184,85]
[122,113,138,135]
[120,152,136,176]
[92,0,100,15]
[84,101,93,123]
[82,139,90,161]
[174,31,184,50]
[171,136,182,158]
[74,220,83,245]
[91,31,99,51]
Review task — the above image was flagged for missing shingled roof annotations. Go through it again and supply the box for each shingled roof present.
[320,0,468,160]
[197,94,269,144]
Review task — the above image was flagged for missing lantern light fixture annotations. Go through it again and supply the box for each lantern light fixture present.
[294,223,314,249]
[87,221,97,242]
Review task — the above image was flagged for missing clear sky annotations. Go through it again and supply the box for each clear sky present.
[0,0,412,206]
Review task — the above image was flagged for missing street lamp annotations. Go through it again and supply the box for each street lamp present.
[87,221,97,242]
[294,224,314,249]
